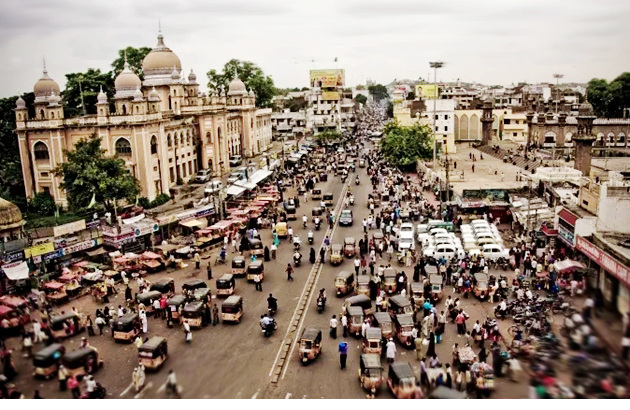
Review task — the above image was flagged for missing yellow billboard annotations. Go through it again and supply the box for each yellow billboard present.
[415,84,438,99]
[321,91,339,101]
[24,242,54,258]
[310,69,345,88]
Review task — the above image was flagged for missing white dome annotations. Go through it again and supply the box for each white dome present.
[34,66,60,101]
[148,87,160,101]
[228,76,247,96]
[47,91,61,107]
[15,96,26,109]
[248,89,255,98]
[115,58,142,92]
[97,87,108,104]
[142,33,182,77]
[188,69,197,83]
[133,87,144,101]
[170,67,180,80]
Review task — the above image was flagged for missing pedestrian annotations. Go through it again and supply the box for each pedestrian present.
[207,264,213,280]
[341,314,348,337]
[86,315,95,336]
[386,338,397,363]
[254,274,262,292]
[329,315,338,339]
[183,321,192,343]
[58,364,68,391]
[339,341,348,369]
[472,164,475,173]
[271,243,277,259]
[22,333,33,358]
[194,252,201,270]
[354,257,360,274]
[165,370,181,398]
[212,304,219,325]
[67,375,81,399]
[426,332,436,358]
[414,334,425,361]
[141,315,148,334]
[264,246,270,262]
[320,247,326,263]
[286,263,294,281]
[95,315,106,335]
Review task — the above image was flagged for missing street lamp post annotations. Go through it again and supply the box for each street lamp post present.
[430,62,444,170]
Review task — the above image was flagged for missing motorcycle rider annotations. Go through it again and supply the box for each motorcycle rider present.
[317,288,327,305]
[307,230,314,244]
[314,216,321,230]
[261,314,274,334]
[288,226,294,240]
[267,293,278,314]
[302,215,308,228]
[293,250,302,265]
[219,247,227,263]
[497,299,508,318]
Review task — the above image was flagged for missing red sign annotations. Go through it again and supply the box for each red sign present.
[576,235,630,287]
[558,208,577,226]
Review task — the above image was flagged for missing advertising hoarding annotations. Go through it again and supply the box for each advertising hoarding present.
[310,69,345,88]
[415,84,438,99]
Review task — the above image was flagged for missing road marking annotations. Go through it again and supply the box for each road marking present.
[251,389,260,399]
[119,382,134,397]
[285,393,292,399]
[134,382,153,399]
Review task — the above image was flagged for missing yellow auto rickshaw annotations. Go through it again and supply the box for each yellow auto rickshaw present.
[330,244,343,266]
[359,353,383,394]
[113,312,141,342]
[363,328,383,355]
[32,343,65,379]
[276,222,288,239]
[216,273,235,296]
[167,295,186,323]
[311,206,323,223]
[62,347,104,378]
[383,268,398,294]
[388,295,414,318]
[335,271,355,296]
[410,283,425,309]
[372,312,394,340]
[344,237,356,258]
[138,336,168,371]
[312,188,322,201]
[346,306,364,336]
[324,192,334,207]
[231,255,246,276]
[298,327,322,365]
[387,362,422,399]
[182,301,208,328]
[430,274,444,302]
[221,295,243,323]
[393,313,415,349]
[247,238,264,257]
[247,260,264,282]
[357,275,371,297]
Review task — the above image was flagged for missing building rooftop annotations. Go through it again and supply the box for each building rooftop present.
[596,232,630,264]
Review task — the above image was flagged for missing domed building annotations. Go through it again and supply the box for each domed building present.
[13,30,272,207]
[0,198,24,242]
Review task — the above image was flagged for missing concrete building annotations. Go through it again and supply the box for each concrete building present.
[14,31,272,206]
[271,109,307,139]
[309,69,355,133]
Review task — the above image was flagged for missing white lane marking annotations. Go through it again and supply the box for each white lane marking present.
[133,382,153,399]
[281,179,350,381]
[285,393,292,399]
[119,382,134,397]
[157,381,166,393]
[252,389,260,399]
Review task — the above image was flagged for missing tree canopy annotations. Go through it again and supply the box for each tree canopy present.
[314,130,342,146]
[62,69,114,117]
[355,94,368,105]
[55,134,140,210]
[368,84,389,102]
[379,122,433,170]
[111,47,152,80]
[587,72,630,118]
[206,59,276,108]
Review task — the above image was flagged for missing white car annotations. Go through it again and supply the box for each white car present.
[204,179,223,195]
[471,219,490,228]
[423,243,465,260]
[398,236,416,251]
[398,223,415,237]
[481,244,510,261]
[476,237,498,247]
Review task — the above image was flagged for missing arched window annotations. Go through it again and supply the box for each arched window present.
[135,106,139,113]
[608,132,616,145]
[618,132,626,145]
[122,105,127,115]
[174,133,178,146]
[180,133,184,146]
[39,109,45,119]
[251,118,254,128]
[167,134,172,147]
[152,104,156,112]
[115,138,132,156]
[17,113,22,121]
[150,135,158,154]
[544,131,556,146]
[187,133,191,145]
[34,142,49,160]
[174,90,177,97]
[218,127,222,139]
[564,132,573,145]
[206,132,212,143]
[99,109,104,115]
[50,111,55,119]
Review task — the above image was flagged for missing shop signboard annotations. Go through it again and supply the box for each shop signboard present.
[415,84,438,99]
[53,220,86,237]
[557,224,575,246]
[2,249,25,263]
[321,91,339,101]
[576,235,630,287]
[61,238,100,256]
[24,242,55,259]
[134,223,159,237]
[309,69,345,88]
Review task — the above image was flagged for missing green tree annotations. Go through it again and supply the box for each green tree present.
[587,78,610,117]
[368,84,389,102]
[386,101,394,118]
[286,97,308,112]
[28,192,56,216]
[111,47,152,80]
[379,122,433,170]
[62,69,114,117]
[406,91,416,101]
[314,130,342,146]
[206,59,276,108]
[355,94,368,105]
[587,73,630,118]
[55,134,140,210]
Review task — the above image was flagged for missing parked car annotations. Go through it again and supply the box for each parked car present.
[339,209,353,226]
[229,155,242,167]
[398,236,415,252]
[423,243,465,261]
[481,244,510,261]
[227,167,247,184]
[204,180,223,195]
[194,169,212,184]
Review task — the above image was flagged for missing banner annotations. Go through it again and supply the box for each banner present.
[53,220,86,237]
[61,238,100,256]
[415,84,438,99]
[321,91,339,101]
[310,69,345,88]
[24,242,54,259]
[576,235,630,287]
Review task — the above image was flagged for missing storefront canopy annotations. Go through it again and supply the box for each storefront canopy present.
[250,169,272,185]
[1,261,29,281]
[86,247,106,257]
[235,180,257,191]
[225,185,246,197]
[554,259,586,273]
[179,219,207,229]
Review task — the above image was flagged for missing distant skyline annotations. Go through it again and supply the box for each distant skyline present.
[1,0,629,98]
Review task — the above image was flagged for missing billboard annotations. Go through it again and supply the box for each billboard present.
[415,84,438,99]
[310,69,345,88]
[321,91,340,101]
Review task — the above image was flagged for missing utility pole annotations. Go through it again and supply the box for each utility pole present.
[444,144,450,215]
[553,73,563,114]
[430,62,444,170]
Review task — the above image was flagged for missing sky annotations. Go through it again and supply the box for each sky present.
[1,0,629,98]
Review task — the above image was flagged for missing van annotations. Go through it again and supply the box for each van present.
[228,167,247,184]
[204,180,223,195]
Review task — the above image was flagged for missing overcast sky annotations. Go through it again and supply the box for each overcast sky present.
[1,0,629,98]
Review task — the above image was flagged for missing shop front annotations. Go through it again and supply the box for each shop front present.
[557,208,577,256]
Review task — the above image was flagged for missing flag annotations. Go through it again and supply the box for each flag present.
[87,192,96,209]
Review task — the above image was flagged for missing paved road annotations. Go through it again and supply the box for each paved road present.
[6,144,529,399]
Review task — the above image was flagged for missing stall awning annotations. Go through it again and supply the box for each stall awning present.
[1,261,30,281]
[179,219,208,229]
[226,185,246,197]
[250,169,273,185]
[86,247,106,257]
[235,180,257,190]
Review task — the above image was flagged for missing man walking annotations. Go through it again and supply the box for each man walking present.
[286,263,294,281]
[194,252,201,270]
[207,264,213,280]
[339,341,348,369]
[254,274,262,292]
[329,315,338,339]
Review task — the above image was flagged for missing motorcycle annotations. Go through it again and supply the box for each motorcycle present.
[293,253,302,267]
[315,220,321,231]
[308,231,314,245]
[355,177,360,185]
[497,257,509,271]
[293,237,302,250]
[80,383,107,399]
[341,175,347,183]
[349,195,355,205]
[494,305,508,319]
[317,297,326,313]
[261,319,278,337]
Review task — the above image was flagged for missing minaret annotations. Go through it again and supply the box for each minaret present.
[480,99,493,145]
[573,100,596,178]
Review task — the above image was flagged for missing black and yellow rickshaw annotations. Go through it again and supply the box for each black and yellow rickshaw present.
[382,268,398,294]
[344,294,373,315]
[372,232,384,249]
[330,244,344,266]
[221,295,243,323]
[182,301,208,329]
[138,336,168,371]
[312,188,322,201]
[298,327,322,365]
[324,192,334,207]
[346,306,364,336]
[167,295,186,322]
[247,260,264,282]
[387,362,422,399]
[372,312,393,340]
[32,343,65,379]
[311,206,323,222]
[343,237,356,258]
[430,274,444,302]
[192,287,211,305]
[113,312,141,342]
[232,255,246,276]
[359,353,383,394]
[248,238,264,257]
[363,328,382,355]
[136,290,163,314]
[149,278,175,297]
[357,275,371,297]
[335,271,355,296]
[62,347,104,378]
[182,279,207,295]
[393,313,415,349]
[410,283,425,309]
[216,273,235,296]
[49,311,85,341]
[388,295,413,318]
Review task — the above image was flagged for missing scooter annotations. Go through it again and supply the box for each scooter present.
[293,254,302,267]
[315,220,321,231]
[80,383,107,399]
[317,297,326,313]
[349,196,355,205]
[308,232,314,245]
[355,177,360,185]
[262,319,278,337]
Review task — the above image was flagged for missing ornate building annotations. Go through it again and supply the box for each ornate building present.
[14,31,272,206]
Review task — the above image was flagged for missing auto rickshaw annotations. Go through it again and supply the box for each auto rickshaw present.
[474,274,489,300]
[346,306,364,336]
[383,268,398,294]
[232,255,246,276]
[357,275,371,297]
[363,328,383,355]
[246,260,264,282]
[182,301,208,328]
[359,159,366,168]
[167,295,186,322]
[298,327,322,364]
[136,290,163,313]
[49,311,85,341]
[387,362,423,399]
[0,306,26,337]
[182,279,207,295]
[344,294,373,315]
[393,313,415,349]
[344,237,356,258]
[388,295,413,318]
[216,273,235,296]
[138,336,168,371]
[221,295,243,323]
[372,312,393,340]
[312,188,322,201]
[430,274,444,302]
[276,222,288,239]
[62,347,103,378]
[335,271,355,296]
[248,238,264,257]
[324,192,334,207]
[113,312,141,342]
[32,343,65,379]
[311,206,323,223]
[330,244,344,266]
[149,278,175,296]
[359,353,383,394]
[410,283,425,309]
[372,232,384,249]
[192,287,211,305]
